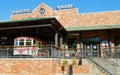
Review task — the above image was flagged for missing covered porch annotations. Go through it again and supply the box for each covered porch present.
[66,25,120,58]
[0,17,67,58]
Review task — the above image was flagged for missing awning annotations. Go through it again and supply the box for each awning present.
[66,24,120,31]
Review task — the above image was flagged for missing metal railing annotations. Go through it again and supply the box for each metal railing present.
[86,47,120,75]
[0,46,120,58]
[102,47,120,58]
[87,57,113,75]
[0,45,62,58]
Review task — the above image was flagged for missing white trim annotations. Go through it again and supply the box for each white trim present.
[31,39,33,46]
[24,39,26,46]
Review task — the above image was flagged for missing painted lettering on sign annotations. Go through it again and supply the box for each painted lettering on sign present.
[12,9,31,15]
[56,4,74,10]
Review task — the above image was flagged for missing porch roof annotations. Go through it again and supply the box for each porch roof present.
[66,24,120,31]
[0,17,67,41]
[0,18,53,23]
[0,17,67,35]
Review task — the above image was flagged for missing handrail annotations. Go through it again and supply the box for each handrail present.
[0,46,120,58]
[87,57,113,75]
[0,45,62,58]
[102,58,120,67]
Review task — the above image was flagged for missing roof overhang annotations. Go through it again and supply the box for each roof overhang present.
[0,17,67,35]
[0,17,67,42]
[66,24,120,32]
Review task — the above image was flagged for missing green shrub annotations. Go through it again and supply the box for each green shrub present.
[72,59,78,65]
[62,59,68,65]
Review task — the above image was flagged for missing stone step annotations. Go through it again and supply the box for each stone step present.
[88,58,119,75]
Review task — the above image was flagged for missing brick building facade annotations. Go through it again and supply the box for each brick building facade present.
[5,3,120,57]
[0,3,120,75]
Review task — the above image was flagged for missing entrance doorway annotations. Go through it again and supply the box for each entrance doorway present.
[67,38,77,58]
[114,36,120,47]
[114,36,120,57]
[82,37,100,57]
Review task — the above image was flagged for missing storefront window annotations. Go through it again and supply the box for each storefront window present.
[19,39,24,46]
[26,39,32,46]
[68,38,77,48]
[114,36,120,47]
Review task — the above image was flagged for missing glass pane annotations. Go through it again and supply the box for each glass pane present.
[26,39,31,42]
[20,39,24,42]
[19,42,24,46]
[26,42,31,46]
[33,40,36,45]
[68,38,77,48]
[19,39,24,46]
[15,40,18,46]
[26,39,32,46]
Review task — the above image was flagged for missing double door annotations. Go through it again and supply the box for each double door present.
[83,43,100,57]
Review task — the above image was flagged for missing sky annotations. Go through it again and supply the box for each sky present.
[0,0,120,20]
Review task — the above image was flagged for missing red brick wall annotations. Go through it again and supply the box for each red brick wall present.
[0,59,89,75]
[11,3,120,28]
[73,65,89,74]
